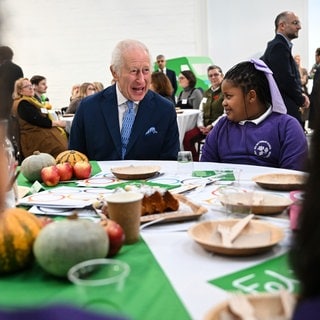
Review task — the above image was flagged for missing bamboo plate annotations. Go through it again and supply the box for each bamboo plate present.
[219,192,293,215]
[252,173,307,191]
[188,219,284,256]
[111,165,161,180]
[204,291,296,320]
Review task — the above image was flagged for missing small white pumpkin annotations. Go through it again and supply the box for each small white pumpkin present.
[33,218,109,277]
[21,151,56,182]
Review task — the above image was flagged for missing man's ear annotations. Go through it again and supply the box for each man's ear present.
[110,66,118,81]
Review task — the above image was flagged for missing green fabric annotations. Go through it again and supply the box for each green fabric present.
[209,253,299,294]
[13,161,191,319]
[0,238,191,320]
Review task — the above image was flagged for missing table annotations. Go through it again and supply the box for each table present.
[3,160,300,320]
[177,109,200,150]
[61,115,74,134]
[62,110,201,151]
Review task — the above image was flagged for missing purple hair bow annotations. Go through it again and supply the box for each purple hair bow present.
[250,58,287,114]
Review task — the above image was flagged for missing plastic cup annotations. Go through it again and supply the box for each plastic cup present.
[105,192,143,244]
[219,187,254,218]
[68,258,130,312]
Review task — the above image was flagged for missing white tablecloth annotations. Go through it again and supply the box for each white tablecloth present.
[97,160,299,320]
[177,109,200,150]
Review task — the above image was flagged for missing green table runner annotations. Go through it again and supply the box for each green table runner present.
[0,236,190,320]
[11,161,191,319]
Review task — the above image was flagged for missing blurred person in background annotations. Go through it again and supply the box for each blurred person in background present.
[294,55,309,132]
[93,81,104,92]
[290,102,320,319]
[183,65,224,161]
[150,71,175,104]
[155,54,177,101]
[11,78,67,158]
[176,70,203,109]
[65,82,96,114]
[308,48,320,130]
[30,75,50,105]
[0,46,23,120]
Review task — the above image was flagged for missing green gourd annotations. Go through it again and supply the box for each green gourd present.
[21,151,56,182]
[33,218,109,277]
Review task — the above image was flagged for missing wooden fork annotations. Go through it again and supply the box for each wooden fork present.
[228,294,257,320]
[217,224,232,247]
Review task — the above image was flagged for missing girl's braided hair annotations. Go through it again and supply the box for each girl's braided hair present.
[224,61,272,107]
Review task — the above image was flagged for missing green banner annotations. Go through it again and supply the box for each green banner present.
[209,253,300,294]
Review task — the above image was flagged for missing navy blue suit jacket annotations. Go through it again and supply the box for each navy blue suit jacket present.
[69,85,180,161]
[261,34,304,122]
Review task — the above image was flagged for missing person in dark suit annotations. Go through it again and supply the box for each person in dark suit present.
[69,39,180,161]
[155,54,178,101]
[308,48,320,130]
[0,46,24,119]
[261,11,309,126]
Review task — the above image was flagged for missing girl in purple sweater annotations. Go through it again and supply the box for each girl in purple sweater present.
[200,59,308,171]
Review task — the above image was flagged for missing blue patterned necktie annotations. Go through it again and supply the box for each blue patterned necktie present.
[121,100,135,159]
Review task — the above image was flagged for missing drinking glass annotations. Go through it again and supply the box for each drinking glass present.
[176,151,194,177]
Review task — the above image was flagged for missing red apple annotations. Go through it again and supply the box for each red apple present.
[38,216,54,228]
[73,161,92,179]
[56,162,73,181]
[100,219,125,257]
[41,165,60,186]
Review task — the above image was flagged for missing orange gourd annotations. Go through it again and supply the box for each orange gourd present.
[0,208,42,274]
[55,150,89,167]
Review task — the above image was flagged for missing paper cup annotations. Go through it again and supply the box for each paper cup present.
[105,192,143,244]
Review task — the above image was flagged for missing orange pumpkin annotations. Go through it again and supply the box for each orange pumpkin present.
[55,150,89,167]
[0,208,42,274]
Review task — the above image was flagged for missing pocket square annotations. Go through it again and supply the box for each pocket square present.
[145,127,158,135]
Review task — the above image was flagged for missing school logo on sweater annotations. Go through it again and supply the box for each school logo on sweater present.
[254,140,271,158]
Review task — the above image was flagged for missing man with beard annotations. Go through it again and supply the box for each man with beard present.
[261,11,309,127]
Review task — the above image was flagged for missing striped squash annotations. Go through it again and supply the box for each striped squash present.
[0,208,42,274]
[55,150,89,167]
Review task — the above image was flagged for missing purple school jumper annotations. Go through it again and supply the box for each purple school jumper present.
[200,112,308,171]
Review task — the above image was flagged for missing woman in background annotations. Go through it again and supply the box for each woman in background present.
[93,81,104,92]
[11,78,67,158]
[176,70,203,109]
[65,82,96,114]
[150,71,175,104]
[183,65,224,161]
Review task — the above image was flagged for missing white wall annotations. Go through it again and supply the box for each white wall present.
[207,0,308,73]
[0,0,318,108]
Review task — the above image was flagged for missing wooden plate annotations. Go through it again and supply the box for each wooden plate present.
[252,173,307,191]
[111,165,161,180]
[204,292,296,320]
[219,192,293,215]
[140,194,207,223]
[188,219,284,256]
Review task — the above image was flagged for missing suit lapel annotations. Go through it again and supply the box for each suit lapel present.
[101,86,122,158]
